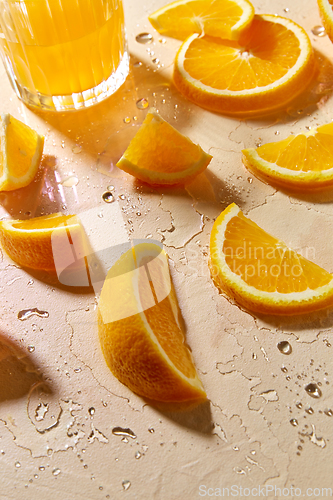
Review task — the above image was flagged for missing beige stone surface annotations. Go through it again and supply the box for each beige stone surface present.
[0,0,332,498]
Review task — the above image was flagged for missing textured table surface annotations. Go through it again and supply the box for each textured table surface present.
[0,0,332,498]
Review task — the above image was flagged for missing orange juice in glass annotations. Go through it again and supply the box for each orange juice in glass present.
[0,0,129,110]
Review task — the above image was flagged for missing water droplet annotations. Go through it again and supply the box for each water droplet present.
[277,341,292,355]
[74,367,82,373]
[72,145,82,154]
[102,191,114,203]
[252,353,257,360]
[136,211,141,216]
[290,418,298,427]
[286,376,291,381]
[61,175,79,187]
[123,117,131,124]
[107,185,115,191]
[135,451,142,459]
[18,308,49,321]
[136,32,153,44]
[305,406,314,414]
[284,7,290,12]
[39,466,45,471]
[122,480,131,491]
[247,177,253,184]
[27,279,34,285]
[148,427,155,433]
[119,194,126,200]
[152,58,160,64]
[52,468,61,476]
[112,427,136,439]
[97,212,104,218]
[275,130,280,135]
[88,407,95,416]
[27,345,35,353]
[281,366,288,373]
[15,461,21,468]
[136,98,149,110]
[312,25,326,37]
[296,402,302,409]
[305,383,322,398]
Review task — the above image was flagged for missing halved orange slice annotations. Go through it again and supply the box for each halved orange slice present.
[148,0,255,41]
[210,203,333,315]
[174,15,315,116]
[0,114,44,191]
[242,122,333,190]
[317,0,333,43]
[116,108,212,185]
[98,242,206,402]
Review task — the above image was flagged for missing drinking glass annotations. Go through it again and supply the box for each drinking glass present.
[0,0,129,111]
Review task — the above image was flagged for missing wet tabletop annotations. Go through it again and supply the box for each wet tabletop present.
[1,0,333,498]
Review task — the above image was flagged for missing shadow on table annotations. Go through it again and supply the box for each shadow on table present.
[0,330,45,402]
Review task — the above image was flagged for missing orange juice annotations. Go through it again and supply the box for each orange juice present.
[0,0,128,109]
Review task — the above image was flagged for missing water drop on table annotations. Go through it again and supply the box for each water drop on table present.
[102,191,114,203]
[290,418,298,427]
[52,468,61,476]
[88,407,95,416]
[123,117,131,124]
[61,175,79,188]
[312,25,326,37]
[72,145,82,154]
[247,177,253,184]
[122,480,131,491]
[277,341,292,355]
[136,32,153,44]
[305,383,322,398]
[324,409,333,416]
[112,427,136,439]
[15,461,21,468]
[136,98,149,110]
[27,345,35,353]
[281,366,288,373]
[18,308,49,321]
[305,406,314,414]
[135,451,142,459]
[107,185,115,191]
[148,427,155,433]
[152,58,160,64]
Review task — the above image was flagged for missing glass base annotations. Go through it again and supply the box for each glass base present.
[3,51,130,112]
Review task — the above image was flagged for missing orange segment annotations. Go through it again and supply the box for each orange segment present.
[242,122,333,190]
[98,243,206,402]
[210,203,333,315]
[148,0,254,41]
[173,15,315,115]
[116,108,212,185]
[0,213,85,272]
[317,0,333,43]
[0,114,44,191]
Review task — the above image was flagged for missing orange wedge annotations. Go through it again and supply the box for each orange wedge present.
[0,213,85,272]
[174,14,315,116]
[210,203,333,315]
[317,0,333,43]
[116,108,212,185]
[148,0,255,41]
[242,122,333,190]
[0,114,44,191]
[98,242,206,402]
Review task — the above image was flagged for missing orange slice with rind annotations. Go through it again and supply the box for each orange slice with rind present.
[174,14,315,116]
[98,242,206,402]
[0,213,86,272]
[0,114,44,191]
[210,203,333,315]
[242,122,333,190]
[317,0,333,43]
[116,108,212,185]
[148,0,255,41]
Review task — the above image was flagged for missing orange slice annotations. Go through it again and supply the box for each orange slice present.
[317,0,333,42]
[148,0,255,41]
[0,114,44,191]
[0,213,85,272]
[98,242,206,402]
[116,108,212,185]
[174,14,315,116]
[210,203,333,315]
[242,122,333,190]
